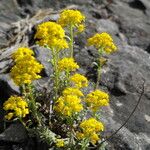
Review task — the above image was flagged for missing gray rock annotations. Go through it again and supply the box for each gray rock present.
[0,74,20,100]
[32,46,53,77]
[128,0,150,16]
[108,1,150,51]
[101,109,150,150]
[74,47,96,70]
[0,60,12,74]
[0,45,20,74]
[96,19,119,35]
[0,122,28,143]
[139,0,150,16]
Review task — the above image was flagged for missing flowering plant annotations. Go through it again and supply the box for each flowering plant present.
[3,9,117,149]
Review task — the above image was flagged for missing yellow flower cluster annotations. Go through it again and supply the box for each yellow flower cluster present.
[54,95,83,117]
[62,87,83,97]
[58,9,85,28]
[3,96,29,120]
[70,73,88,88]
[35,21,68,50]
[77,24,85,33]
[58,57,79,72]
[85,90,109,112]
[56,139,64,147]
[12,47,34,62]
[77,118,104,144]
[87,32,117,54]
[11,47,43,86]
[54,86,83,116]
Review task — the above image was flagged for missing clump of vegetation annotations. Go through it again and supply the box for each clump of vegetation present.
[3,9,117,149]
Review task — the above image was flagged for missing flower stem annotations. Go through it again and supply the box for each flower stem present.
[81,139,89,150]
[70,25,74,58]
[51,48,60,101]
[19,118,27,129]
[23,84,42,126]
[95,65,101,89]
[95,48,103,90]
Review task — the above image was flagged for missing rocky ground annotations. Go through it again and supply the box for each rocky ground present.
[0,0,150,150]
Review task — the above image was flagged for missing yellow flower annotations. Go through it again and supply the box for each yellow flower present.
[5,112,14,120]
[11,54,43,86]
[76,131,84,140]
[53,38,68,50]
[80,118,104,134]
[54,95,83,117]
[35,21,68,50]
[12,47,34,62]
[87,32,117,54]
[58,9,85,27]
[56,139,64,147]
[78,118,104,144]
[77,24,85,32]
[3,96,29,120]
[58,57,79,72]
[90,133,100,144]
[70,73,88,88]
[62,87,83,97]
[15,107,22,117]
[35,21,65,39]
[85,90,109,112]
